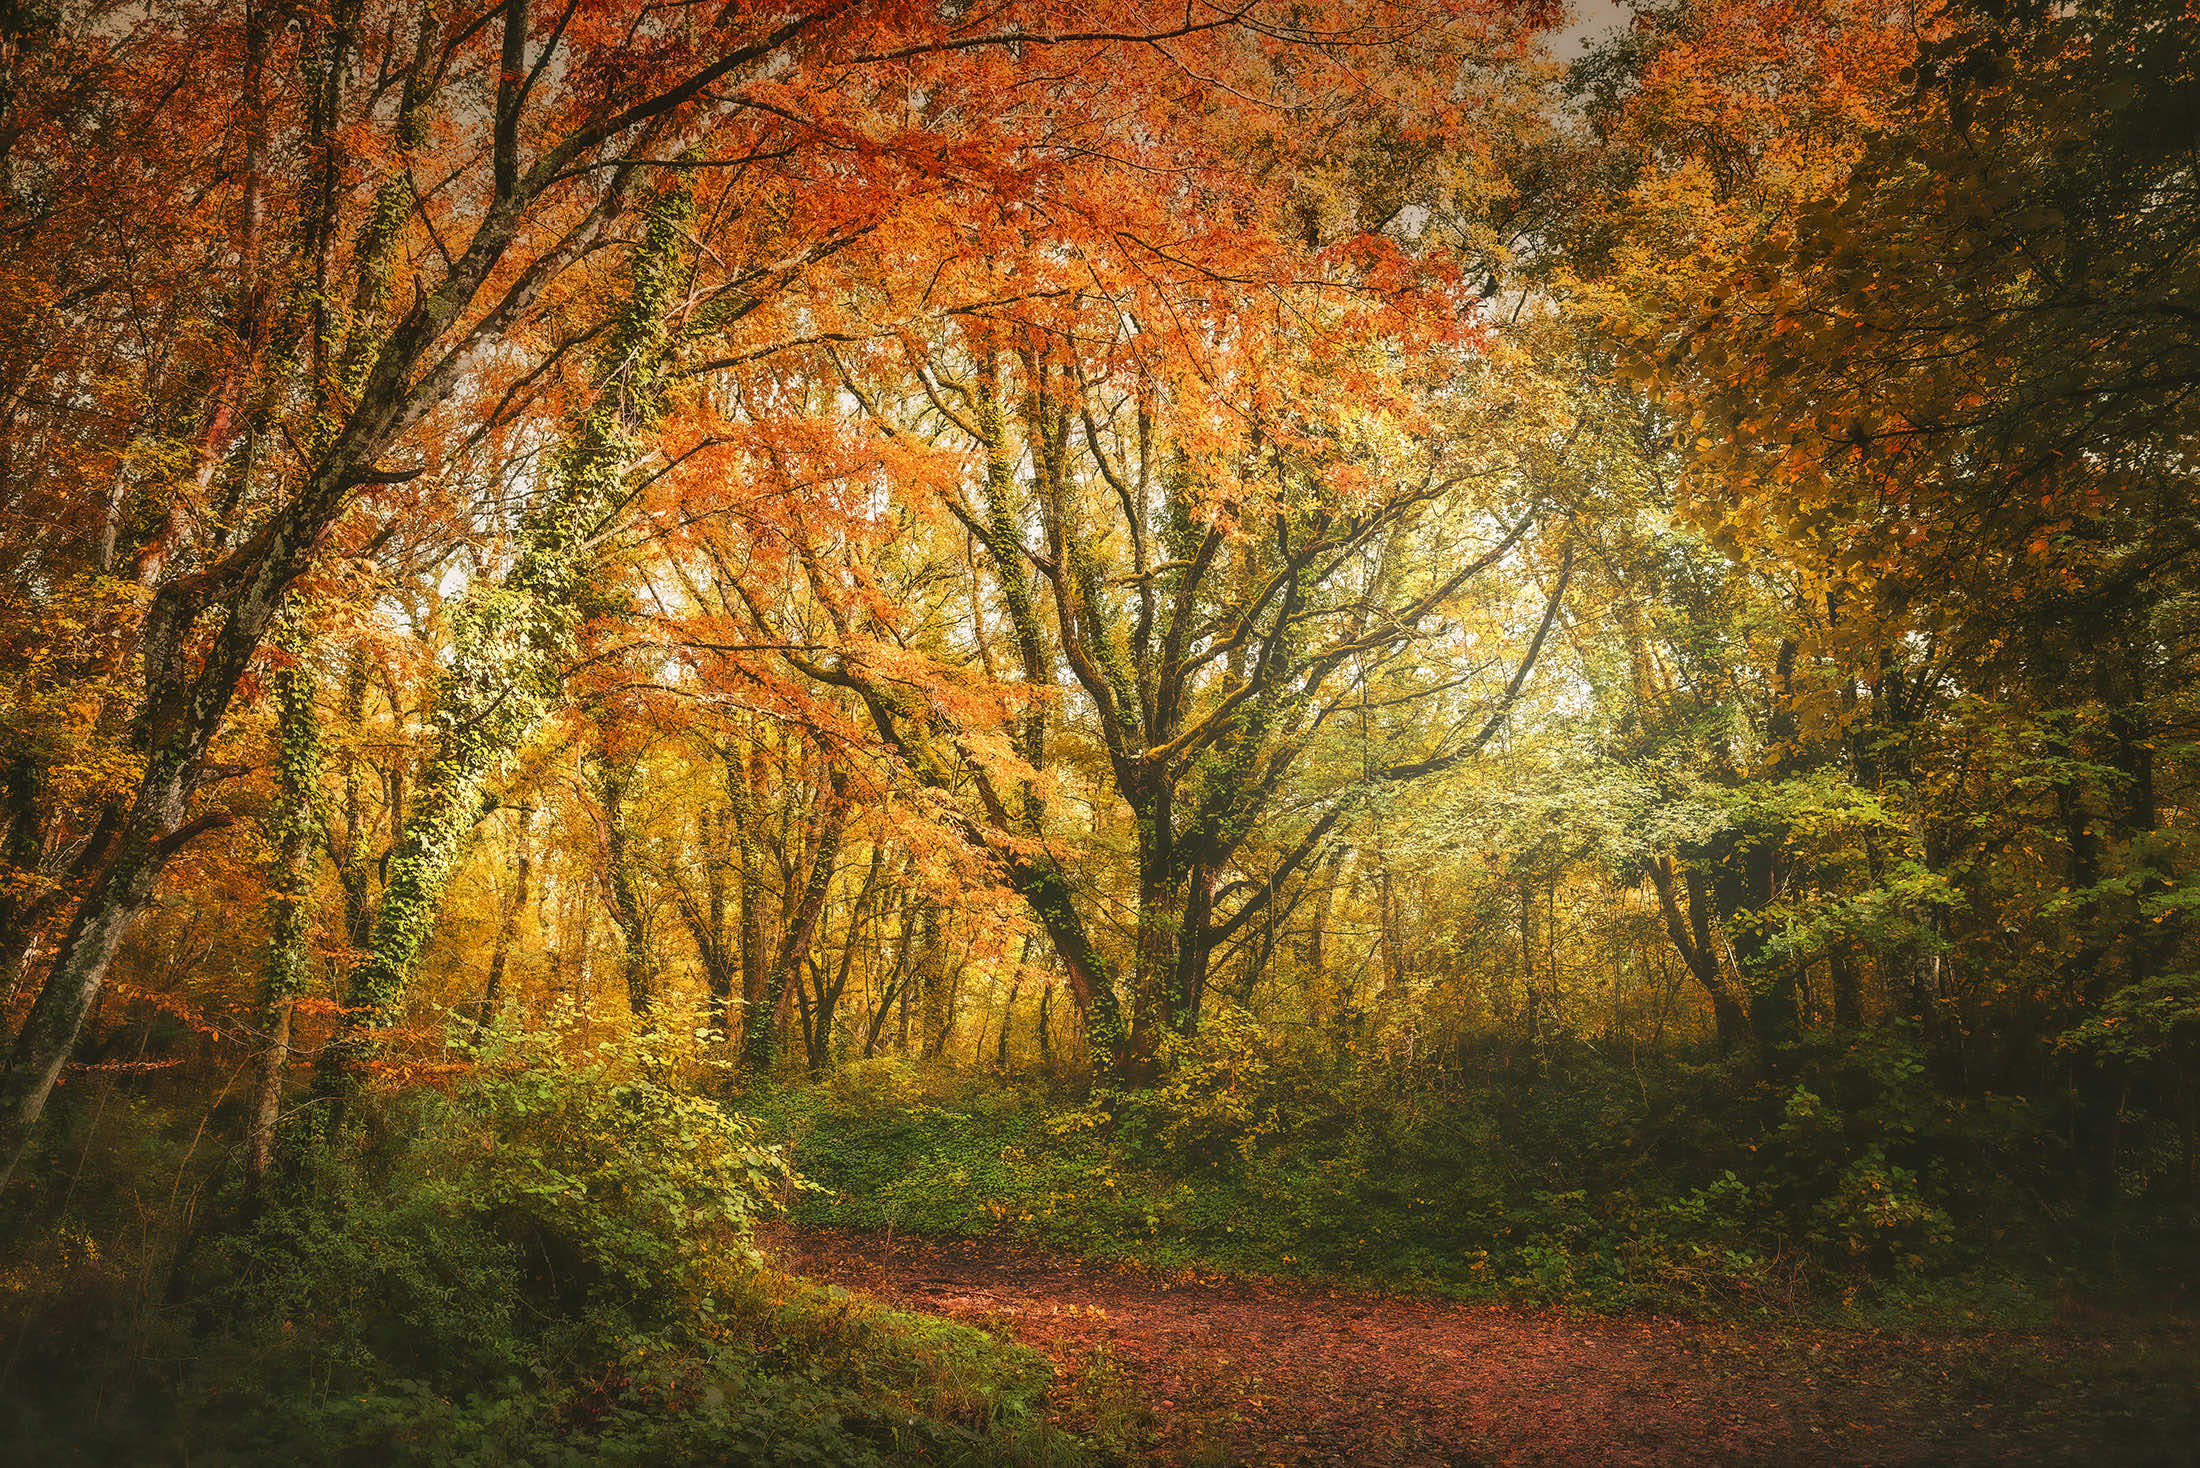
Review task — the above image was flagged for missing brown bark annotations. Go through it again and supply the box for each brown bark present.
[745,770,846,1073]
[1646,855,1751,1052]
[476,807,533,1032]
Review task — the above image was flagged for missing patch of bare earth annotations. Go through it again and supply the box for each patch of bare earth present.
[773,1229,2199,1467]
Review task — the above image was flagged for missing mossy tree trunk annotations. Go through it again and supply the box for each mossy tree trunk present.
[313,188,693,1122]
[589,752,657,1017]
[247,619,324,1190]
[475,805,532,1032]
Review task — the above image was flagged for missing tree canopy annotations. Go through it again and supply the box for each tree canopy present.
[0,0,2195,1459]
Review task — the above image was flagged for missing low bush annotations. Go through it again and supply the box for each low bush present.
[0,1012,1089,1467]
[754,1026,2186,1320]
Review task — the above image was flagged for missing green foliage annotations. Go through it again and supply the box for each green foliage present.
[0,1023,1087,1468]
[457,1011,800,1323]
[757,1031,2178,1320]
[1105,1006,1283,1165]
[2063,973,2200,1066]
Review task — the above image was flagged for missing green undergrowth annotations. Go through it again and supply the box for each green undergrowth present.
[753,1016,2198,1325]
[0,1016,1093,1467]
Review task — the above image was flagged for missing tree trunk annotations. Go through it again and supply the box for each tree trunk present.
[1175,864,1214,1037]
[313,189,693,1111]
[721,739,768,1046]
[328,646,378,949]
[675,809,740,1037]
[1829,942,1862,1029]
[1127,810,1179,1078]
[863,891,918,1060]
[592,755,655,1018]
[1646,856,1750,1053]
[745,774,844,1074]
[997,937,1029,1068]
[475,806,532,1032]
[1708,838,1798,1056]
[248,627,323,1189]
[1,728,205,1187]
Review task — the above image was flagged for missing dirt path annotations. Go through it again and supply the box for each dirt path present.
[775,1229,2199,1467]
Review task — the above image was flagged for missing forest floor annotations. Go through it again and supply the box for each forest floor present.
[774,1228,2200,1467]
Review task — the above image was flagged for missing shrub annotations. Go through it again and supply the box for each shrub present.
[459,1010,803,1323]
[2,1010,1085,1467]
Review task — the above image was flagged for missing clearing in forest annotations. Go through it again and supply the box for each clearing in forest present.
[780,1229,2200,1467]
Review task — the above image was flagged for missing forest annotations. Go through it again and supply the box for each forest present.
[0,0,2194,1461]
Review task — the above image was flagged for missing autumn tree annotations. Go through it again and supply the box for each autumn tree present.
[1636,0,2200,1186]
[3,0,1536,1171]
